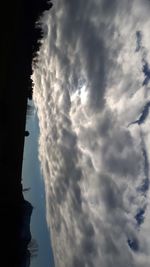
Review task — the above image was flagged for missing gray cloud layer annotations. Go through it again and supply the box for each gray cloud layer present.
[32,1,150,266]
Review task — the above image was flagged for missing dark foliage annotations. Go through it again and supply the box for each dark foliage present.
[0,1,53,266]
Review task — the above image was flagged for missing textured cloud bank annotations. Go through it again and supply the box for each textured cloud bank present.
[32,1,150,266]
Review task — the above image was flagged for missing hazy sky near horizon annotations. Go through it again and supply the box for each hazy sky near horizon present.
[32,1,150,267]
[22,112,55,267]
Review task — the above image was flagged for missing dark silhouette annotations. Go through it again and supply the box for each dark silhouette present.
[25,131,30,137]
[0,1,53,266]
[28,87,33,100]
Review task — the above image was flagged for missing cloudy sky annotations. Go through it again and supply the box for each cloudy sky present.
[32,1,150,266]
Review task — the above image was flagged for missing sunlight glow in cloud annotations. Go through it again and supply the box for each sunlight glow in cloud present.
[32,1,150,266]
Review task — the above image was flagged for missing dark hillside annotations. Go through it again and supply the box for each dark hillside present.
[0,1,53,266]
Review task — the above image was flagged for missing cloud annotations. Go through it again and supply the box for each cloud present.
[32,0,150,266]
[135,31,142,52]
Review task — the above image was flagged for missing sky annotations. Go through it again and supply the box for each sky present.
[31,1,150,267]
[22,110,55,267]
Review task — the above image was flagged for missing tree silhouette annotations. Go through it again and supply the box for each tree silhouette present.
[25,131,30,137]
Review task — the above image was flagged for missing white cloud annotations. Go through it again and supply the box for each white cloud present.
[32,0,150,266]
